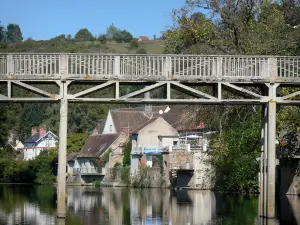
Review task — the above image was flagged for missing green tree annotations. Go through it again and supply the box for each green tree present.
[75,28,94,41]
[123,140,131,166]
[97,34,107,43]
[106,24,120,39]
[6,24,22,43]
[0,23,6,42]
[130,39,139,49]
[67,133,89,154]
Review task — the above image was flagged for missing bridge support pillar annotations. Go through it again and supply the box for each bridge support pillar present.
[57,82,68,218]
[259,105,268,217]
[267,97,276,218]
[259,84,278,219]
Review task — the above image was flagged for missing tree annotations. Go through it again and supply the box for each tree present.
[0,23,6,42]
[123,141,131,166]
[106,24,120,40]
[6,24,22,43]
[97,34,107,43]
[130,39,139,48]
[165,1,300,55]
[106,24,133,42]
[75,28,94,41]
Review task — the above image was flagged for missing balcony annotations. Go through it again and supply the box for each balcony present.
[72,167,102,175]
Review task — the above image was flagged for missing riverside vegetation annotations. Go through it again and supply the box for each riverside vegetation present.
[1,0,300,193]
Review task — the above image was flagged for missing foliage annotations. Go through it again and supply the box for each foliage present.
[67,133,88,154]
[75,28,94,41]
[130,167,151,188]
[123,140,131,166]
[130,39,139,48]
[136,47,147,54]
[165,1,300,55]
[6,24,22,43]
[106,24,133,43]
[93,180,101,187]
[0,148,57,184]
[104,148,112,163]
[120,166,130,184]
[97,34,107,43]
[210,106,261,193]
[0,23,6,42]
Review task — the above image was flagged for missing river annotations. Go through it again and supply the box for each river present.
[0,184,299,225]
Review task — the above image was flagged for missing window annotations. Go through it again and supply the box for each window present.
[173,141,178,146]
[110,125,112,131]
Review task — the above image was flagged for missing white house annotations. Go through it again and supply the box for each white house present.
[23,126,58,160]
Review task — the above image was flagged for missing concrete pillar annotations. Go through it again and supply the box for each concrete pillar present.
[267,100,276,218]
[259,105,268,217]
[266,84,277,218]
[57,82,68,218]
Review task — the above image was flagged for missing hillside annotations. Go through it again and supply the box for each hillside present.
[0,39,165,54]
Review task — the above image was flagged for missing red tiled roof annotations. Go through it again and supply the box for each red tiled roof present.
[138,36,149,41]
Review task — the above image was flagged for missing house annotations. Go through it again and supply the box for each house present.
[130,117,180,175]
[138,36,149,42]
[67,132,129,184]
[23,126,58,161]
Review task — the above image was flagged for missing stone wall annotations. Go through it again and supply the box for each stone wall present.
[280,159,300,195]
[164,150,215,189]
[194,152,215,189]
[110,154,123,168]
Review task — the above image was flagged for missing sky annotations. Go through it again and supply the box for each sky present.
[0,0,186,40]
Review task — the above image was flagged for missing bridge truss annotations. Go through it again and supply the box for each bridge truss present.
[1,53,300,219]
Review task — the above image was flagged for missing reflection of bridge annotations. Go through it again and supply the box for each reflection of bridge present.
[1,53,300,219]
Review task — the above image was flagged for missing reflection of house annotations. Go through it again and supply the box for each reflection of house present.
[23,126,58,161]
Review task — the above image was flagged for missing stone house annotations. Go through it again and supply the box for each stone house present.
[23,126,58,161]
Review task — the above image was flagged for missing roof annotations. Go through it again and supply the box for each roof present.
[91,119,107,136]
[24,132,40,143]
[138,36,149,41]
[24,131,58,144]
[111,105,186,134]
[77,134,118,158]
[67,152,78,162]
[130,118,157,134]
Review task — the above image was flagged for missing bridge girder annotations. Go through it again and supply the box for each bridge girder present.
[1,79,300,105]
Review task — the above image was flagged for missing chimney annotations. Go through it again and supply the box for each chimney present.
[39,126,46,137]
[31,127,38,136]
[121,127,130,136]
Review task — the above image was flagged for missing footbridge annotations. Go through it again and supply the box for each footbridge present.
[1,53,300,219]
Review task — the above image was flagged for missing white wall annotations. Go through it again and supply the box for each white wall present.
[102,111,117,134]
[137,117,179,147]
[23,133,58,160]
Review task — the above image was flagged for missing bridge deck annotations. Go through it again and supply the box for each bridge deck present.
[1,53,300,82]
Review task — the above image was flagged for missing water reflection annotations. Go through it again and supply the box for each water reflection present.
[0,184,299,225]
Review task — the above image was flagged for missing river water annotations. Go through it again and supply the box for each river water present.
[0,185,299,225]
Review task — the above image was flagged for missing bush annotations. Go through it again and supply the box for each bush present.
[130,39,139,49]
[123,141,131,166]
[94,180,101,187]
